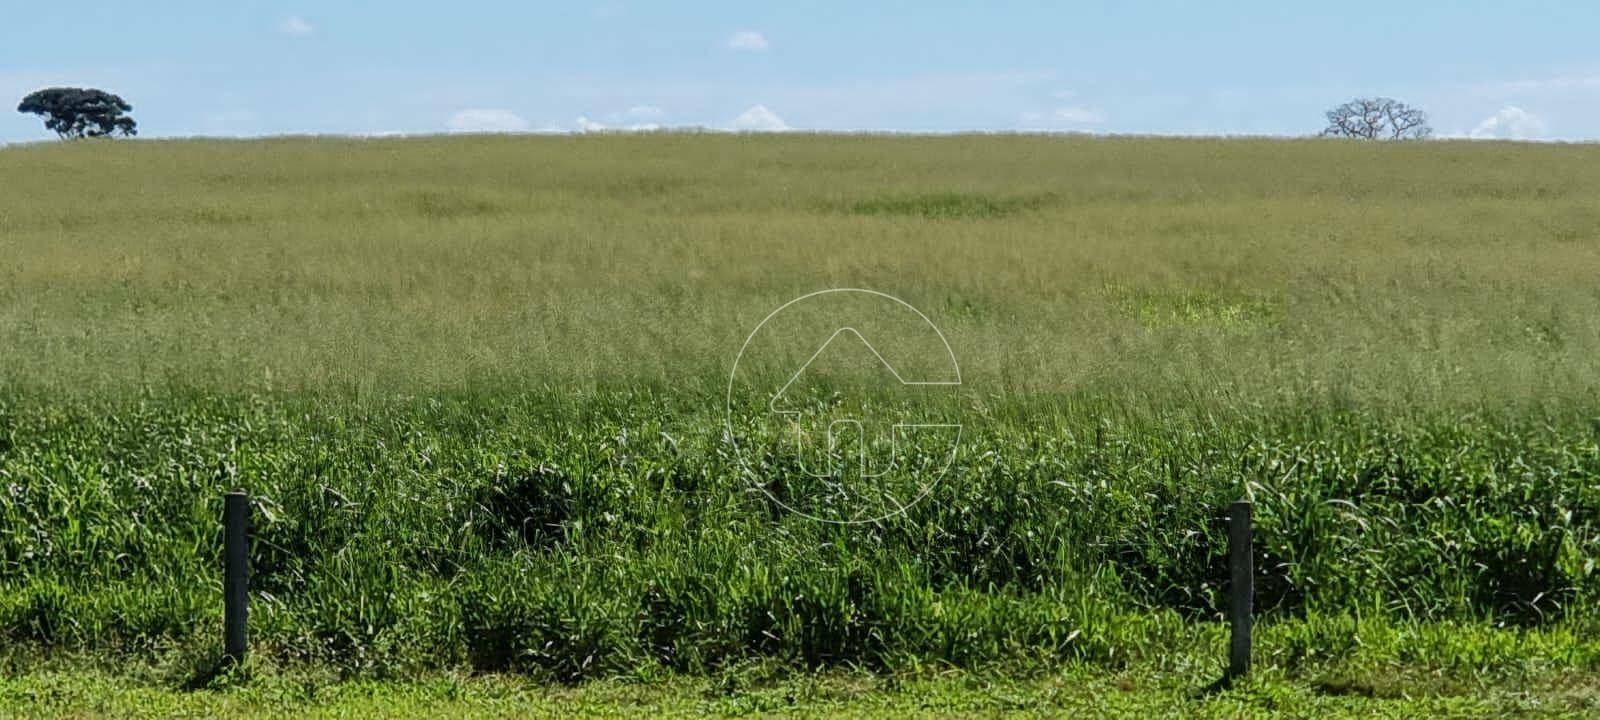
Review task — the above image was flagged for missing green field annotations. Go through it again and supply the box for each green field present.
[3,134,1600,715]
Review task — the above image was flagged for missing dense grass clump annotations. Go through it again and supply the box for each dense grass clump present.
[2,395,1598,676]
[847,192,1054,219]
[1,134,1599,678]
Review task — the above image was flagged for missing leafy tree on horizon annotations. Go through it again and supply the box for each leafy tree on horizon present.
[16,87,138,139]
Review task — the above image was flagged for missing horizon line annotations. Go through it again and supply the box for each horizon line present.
[3,128,1591,146]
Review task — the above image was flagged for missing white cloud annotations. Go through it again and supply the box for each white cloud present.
[1468,106,1547,140]
[727,31,769,51]
[1019,106,1104,129]
[728,104,790,131]
[577,115,661,133]
[447,109,531,133]
[623,105,664,119]
[278,16,315,37]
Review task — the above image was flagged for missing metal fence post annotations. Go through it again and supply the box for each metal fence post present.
[224,491,250,665]
[1227,499,1253,679]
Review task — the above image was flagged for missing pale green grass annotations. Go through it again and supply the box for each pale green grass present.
[2,135,1598,407]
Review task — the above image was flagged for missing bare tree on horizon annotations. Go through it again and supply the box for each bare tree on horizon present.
[1321,97,1431,140]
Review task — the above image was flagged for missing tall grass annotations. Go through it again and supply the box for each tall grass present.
[1,134,1598,406]
[2,396,1597,676]
[1,135,1599,676]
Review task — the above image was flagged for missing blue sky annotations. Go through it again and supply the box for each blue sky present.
[4,1,1599,142]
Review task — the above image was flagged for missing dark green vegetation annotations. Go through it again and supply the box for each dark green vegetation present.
[15,88,137,140]
[1,135,1599,712]
[3,396,1598,681]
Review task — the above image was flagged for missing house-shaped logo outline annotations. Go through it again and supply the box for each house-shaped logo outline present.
[767,326,961,478]
[724,287,966,525]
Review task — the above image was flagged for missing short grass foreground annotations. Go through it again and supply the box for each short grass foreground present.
[5,630,1598,719]
[1,672,1593,719]
[2,134,1600,712]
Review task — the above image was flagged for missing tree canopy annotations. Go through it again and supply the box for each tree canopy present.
[17,87,138,139]
[1321,97,1430,140]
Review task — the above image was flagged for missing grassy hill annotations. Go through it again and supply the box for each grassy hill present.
[4,134,1599,404]
[1,135,1598,711]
